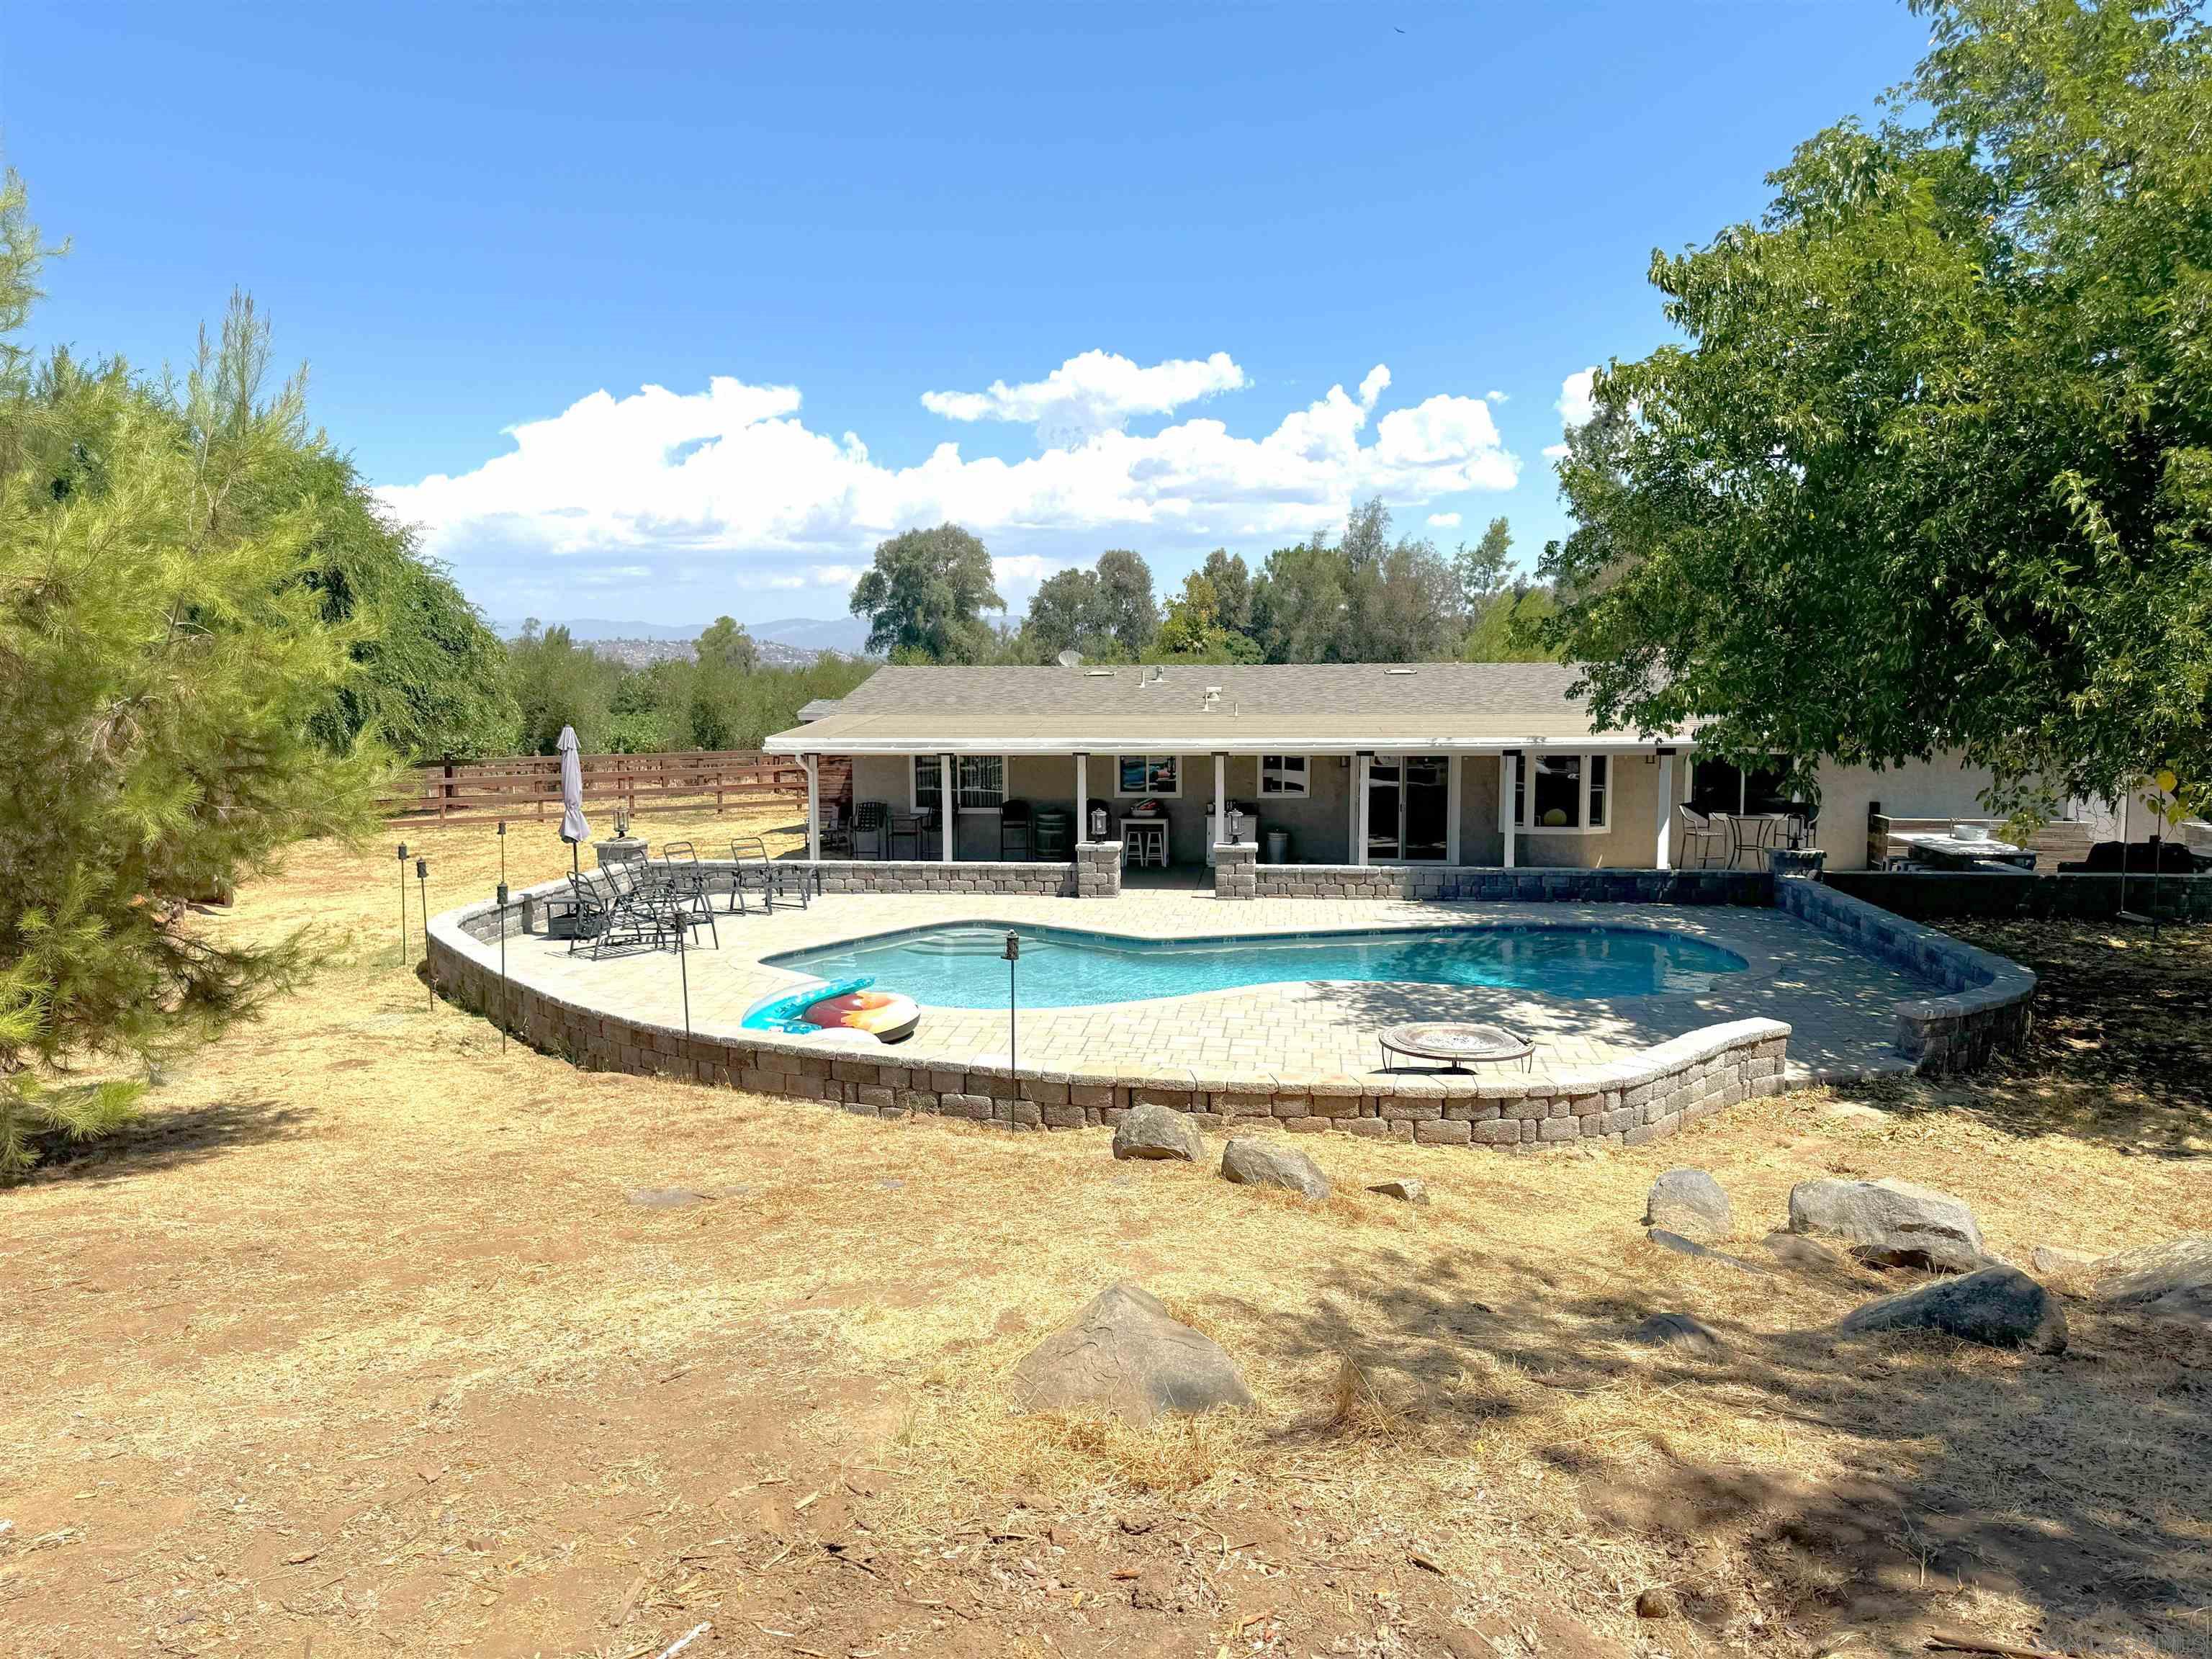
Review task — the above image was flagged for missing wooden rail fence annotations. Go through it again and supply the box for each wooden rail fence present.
[382,750,853,828]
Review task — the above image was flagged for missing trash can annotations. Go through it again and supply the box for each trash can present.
[1265,828,1290,865]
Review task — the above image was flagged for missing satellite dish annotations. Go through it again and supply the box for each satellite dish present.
[1056,649,1083,668]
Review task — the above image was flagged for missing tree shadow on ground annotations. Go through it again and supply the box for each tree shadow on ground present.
[1840,918,2212,1156]
[19,1095,309,1187]
[1218,1233,2211,1658]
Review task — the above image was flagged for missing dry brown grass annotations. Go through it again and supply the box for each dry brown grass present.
[1,829,2207,1659]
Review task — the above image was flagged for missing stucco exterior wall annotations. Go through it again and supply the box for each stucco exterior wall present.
[1810,755,2000,871]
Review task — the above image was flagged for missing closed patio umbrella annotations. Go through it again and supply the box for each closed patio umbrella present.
[557,726,590,873]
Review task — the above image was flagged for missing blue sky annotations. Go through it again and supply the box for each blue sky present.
[4,1,1928,629]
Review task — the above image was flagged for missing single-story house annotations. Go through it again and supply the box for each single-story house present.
[765,661,2025,873]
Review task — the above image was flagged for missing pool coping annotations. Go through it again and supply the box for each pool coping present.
[427,875,1798,1150]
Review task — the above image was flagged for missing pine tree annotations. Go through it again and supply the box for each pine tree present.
[0,176,385,1178]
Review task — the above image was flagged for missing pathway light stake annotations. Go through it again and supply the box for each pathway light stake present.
[415,858,431,1010]
[395,843,410,962]
[497,819,508,893]
[1002,929,1020,1100]
[677,901,692,1041]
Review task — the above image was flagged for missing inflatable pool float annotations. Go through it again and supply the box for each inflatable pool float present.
[739,975,920,1044]
[740,975,873,1033]
[803,988,921,1044]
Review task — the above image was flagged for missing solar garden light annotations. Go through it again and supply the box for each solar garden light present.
[497,819,507,892]
[395,842,410,961]
[1002,930,1020,1086]
[495,857,511,1055]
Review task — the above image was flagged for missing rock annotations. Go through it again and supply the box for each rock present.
[627,1187,709,1208]
[1635,1586,1679,1619]
[1220,1136,1331,1201]
[2087,1235,2212,1326]
[1648,1230,1769,1275]
[1626,1313,1726,1358]
[1837,1266,2067,1352]
[1367,1178,1429,1205]
[1644,1169,1732,1241]
[2031,1244,2100,1279]
[1786,1177,1987,1273]
[1008,1283,1253,1424]
[1761,1231,1849,1276]
[1112,1103,1204,1163]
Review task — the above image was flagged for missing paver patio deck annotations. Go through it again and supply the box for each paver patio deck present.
[490,889,1935,1082]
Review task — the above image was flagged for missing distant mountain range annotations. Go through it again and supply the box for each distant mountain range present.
[495,614,875,660]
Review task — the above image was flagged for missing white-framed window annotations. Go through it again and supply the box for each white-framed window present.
[1514,752,1610,834]
[912,754,1008,813]
[1115,755,1180,797]
[1259,754,1309,797]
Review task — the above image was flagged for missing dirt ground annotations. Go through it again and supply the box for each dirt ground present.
[3,811,2208,1659]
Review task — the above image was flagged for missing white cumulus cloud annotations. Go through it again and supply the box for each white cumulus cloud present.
[921,349,1246,444]
[1426,512,1462,529]
[1544,365,1599,460]
[377,351,1519,617]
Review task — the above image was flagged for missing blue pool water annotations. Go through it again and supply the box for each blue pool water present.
[763,922,1749,1010]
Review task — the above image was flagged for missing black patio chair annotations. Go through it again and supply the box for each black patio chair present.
[657,841,720,948]
[1000,798,1033,860]
[729,835,812,912]
[816,799,853,858]
[887,808,928,860]
[567,869,663,960]
[853,800,890,860]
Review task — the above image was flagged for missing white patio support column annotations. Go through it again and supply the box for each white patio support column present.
[1445,754,1462,866]
[1354,752,1372,866]
[940,750,955,862]
[1501,752,1519,868]
[1213,752,1228,850]
[804,753,821,862]
[1654,747,1675,869]
[1075,752,1088,835]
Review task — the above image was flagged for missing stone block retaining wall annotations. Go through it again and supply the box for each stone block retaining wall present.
[427,891,1789,1151]
[1777,878,2036,1074]
[1245,864,1773,905]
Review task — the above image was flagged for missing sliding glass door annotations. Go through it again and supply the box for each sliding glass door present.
[1367,753,1449,862]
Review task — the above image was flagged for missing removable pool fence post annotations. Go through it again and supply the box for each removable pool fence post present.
[678,912,692,1041]
[395,843,410,963]
[1002,930,1020,1108]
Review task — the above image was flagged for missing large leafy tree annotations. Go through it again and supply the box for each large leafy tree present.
[1251,498,1466,662]
[848,523,1003,662]
[0,176,385,1177]
[1537,0,2212,823]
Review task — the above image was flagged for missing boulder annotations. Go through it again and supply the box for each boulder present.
[2087,1236,2212,1326]
[1220,1137,1331,1201]
[2031,1244,2100,1280]
[1367,1178,1430,1205]
[1008,1283,1253,1424]
[1112,1103,1204,1163]
[1786,1177,1986,1272]
[1626,1312,1726,1358]
[1760,1230,1850,1277]
[1644,1169,1732,1241]
[1837,1266,2067,1352]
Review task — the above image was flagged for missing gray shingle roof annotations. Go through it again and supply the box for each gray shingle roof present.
[767,662,1686,753]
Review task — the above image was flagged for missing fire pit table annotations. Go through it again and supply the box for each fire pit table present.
[1377,1022,1537,1074]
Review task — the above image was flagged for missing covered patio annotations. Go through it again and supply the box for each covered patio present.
[770,662,1719,876]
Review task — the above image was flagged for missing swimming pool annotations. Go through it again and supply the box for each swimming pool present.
[763,922,1749,1010]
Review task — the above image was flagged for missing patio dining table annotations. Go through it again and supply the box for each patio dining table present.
[1714,811,1791,868]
